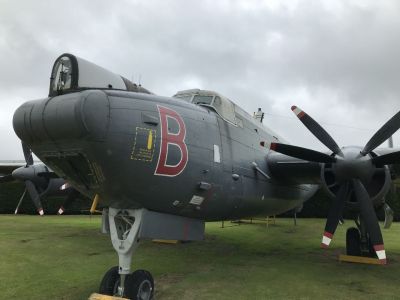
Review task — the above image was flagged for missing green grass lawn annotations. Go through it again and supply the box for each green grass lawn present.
[1,216,400,299]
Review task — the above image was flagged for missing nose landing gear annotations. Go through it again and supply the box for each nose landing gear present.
[343,215,386,264]
[99,208,154,300]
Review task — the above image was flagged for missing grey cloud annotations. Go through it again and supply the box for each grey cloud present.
[1,0,400,159]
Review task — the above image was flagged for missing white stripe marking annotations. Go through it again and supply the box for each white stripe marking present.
[213,144,221,163]
[293,107,303,116]
[322,236,332,246]
[376,250,386,260]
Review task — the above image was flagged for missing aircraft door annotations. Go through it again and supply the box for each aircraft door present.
[217,118,244,217]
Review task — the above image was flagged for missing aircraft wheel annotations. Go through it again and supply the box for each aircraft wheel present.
[346,227,361,256]
[124,270,154,300]
[98,266,120,295]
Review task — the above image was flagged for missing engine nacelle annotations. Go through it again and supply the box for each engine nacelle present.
[321,157,391,210]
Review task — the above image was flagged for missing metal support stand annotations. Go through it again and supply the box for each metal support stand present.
[356,216,370,256]
[108,207,145,296]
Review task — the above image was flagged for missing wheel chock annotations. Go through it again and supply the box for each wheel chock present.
[88,293,129,300]
[339,254,386,265]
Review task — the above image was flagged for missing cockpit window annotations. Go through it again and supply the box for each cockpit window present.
[174,94,192,102]
[173,89,237,125]
[52,56,72,92]
[193,95,214,105]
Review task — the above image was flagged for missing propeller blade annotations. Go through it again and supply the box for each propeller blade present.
[361,110,400,155]
[352,179,386,264]
[14,188,27,214]
[291,106,343,156]
[371,150,400,165]
[58,189,79,215]
[321,182,349,248]
[270,142,336,163]
[383,203,394,229]
[22,142,34,166]
[25,180,44,216]
[0,174,15,183]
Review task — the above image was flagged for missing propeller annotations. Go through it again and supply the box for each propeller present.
[352,179,383,245]
[22,142,34,166]
[18,142,44,215]
[291,106,343,156]
[3,142,80,215]
[321,182,349,248]
[371,151,400,165]
[14,188,27,215]
[270,143,336,163]
[5,142,46,215]
[361,110,400,155]
[24,180,44,215]
[269,106,400,264]
[57,186,79,215]
[383,136,395,229]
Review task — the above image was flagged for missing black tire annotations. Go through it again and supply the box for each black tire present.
[346,227,361,256]
[99,266,120,296]
[124,269,154,300]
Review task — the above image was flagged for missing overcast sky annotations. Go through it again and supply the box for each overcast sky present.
[1,0,400,160]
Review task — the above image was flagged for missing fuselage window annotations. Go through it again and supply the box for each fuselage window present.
[213,96,236,124]
[193,95,214,105]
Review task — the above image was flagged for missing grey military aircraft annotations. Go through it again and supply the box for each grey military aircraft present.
[12,53,400,299]
[0,144,80,215]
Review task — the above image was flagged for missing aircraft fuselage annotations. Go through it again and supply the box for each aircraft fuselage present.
[13,90,317,221]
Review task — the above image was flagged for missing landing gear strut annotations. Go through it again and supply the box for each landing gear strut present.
[99,208,154,300]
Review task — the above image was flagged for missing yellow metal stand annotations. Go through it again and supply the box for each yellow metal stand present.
[339,254,385,265]
[229,216,276,227]
[266,215,276,228]
[89,293,129,300]
[152,239,180,244]
[90,194,100,214]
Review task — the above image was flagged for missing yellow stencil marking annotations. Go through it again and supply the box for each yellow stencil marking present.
[147,130,153,150]
[131,127,156,162]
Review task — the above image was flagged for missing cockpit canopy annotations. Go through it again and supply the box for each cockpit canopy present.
[173,89,236,124]
[49,53,151,97]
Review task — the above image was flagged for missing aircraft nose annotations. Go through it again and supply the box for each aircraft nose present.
[13,90,110,145]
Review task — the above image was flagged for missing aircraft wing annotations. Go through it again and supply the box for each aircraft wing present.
[374,148,400,186]
[267,152,322,184]
[267,147,400,185]
[0,161,26,176]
